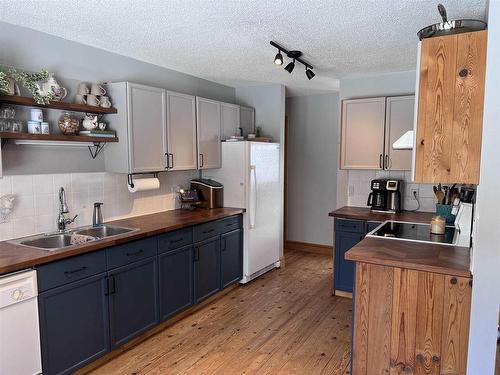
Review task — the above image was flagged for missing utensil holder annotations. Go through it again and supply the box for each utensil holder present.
[436,204,455,224]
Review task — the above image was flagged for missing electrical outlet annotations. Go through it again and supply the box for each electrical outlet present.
[411,189,419,200]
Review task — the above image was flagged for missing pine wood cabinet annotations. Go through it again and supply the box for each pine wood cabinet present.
[414,31,487,184]
[352,263,472,375]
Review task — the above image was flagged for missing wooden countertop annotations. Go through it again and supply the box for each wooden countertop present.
[345,237,471,277]
[329,206,435,224]
[0,207,244,275]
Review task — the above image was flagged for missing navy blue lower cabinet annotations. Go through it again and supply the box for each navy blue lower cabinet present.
[108,257,159,348]
[221,229,243,289]
[334,230,363,293]
[194,237,221,303]
[158,245,194,321]
[38,273,109,375]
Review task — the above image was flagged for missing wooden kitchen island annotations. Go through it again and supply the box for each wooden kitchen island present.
[345,237,472,375]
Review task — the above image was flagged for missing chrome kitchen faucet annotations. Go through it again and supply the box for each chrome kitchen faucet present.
[57,187,78,232]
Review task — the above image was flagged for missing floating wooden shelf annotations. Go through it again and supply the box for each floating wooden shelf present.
[0,132,118,143]
[0,95,118,114]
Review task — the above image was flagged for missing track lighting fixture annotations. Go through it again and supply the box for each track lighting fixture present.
[284,59,295,73]
[270,41,315,80]
[274,50,283,65]
[306,67,315,80]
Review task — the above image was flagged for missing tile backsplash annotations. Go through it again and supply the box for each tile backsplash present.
[0,171,197,241]
[347,170,437,212]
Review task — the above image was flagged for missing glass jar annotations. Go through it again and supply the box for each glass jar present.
[58,112,79,135]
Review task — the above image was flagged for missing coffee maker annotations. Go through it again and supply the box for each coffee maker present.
[367,179,402,213]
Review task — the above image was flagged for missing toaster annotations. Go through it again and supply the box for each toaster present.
[190,179,224,209]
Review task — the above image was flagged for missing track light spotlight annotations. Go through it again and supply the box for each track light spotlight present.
[284,59,295,74]
[306,67,315,80]
[274,50,283,65]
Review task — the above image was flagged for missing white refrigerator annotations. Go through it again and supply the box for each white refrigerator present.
[207,141,281,283]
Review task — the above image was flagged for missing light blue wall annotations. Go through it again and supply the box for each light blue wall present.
[286,93,339,246]
[0,22,235,175]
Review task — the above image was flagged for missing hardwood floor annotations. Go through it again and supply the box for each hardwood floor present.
[88,250,352,375]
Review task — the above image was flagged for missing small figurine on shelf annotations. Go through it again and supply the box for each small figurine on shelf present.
[82,114,98,130]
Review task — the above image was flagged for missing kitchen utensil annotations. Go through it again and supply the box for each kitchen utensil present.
[77,82,89,95]
[460,187,475,203]
[86,94,100,107]
[90,84,106,96]
[435,190,445,204]
[74,94,86,104]
[100,96,112,108]
[417,4,487,40]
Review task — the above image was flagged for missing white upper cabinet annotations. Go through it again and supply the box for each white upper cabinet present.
[384,96,414,171]
[240,106,255,137]
[221,103,240,140]
[166,91,197,171]
[196,97,222,169]
[105,82,167,173]
[341,97,386,169]
[340,96,414,171]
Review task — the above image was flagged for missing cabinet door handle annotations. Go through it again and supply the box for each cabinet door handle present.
[170,237,184,244]
[385,154,391,170]
[109,274,116,294]
[222,237,227,251]
[165,152,170,169]
[379,154,383,169]
[126,249,144,257]
[199,153,204,168]
[193,247,200,262]
[64,266,87,275]
[170,153,174,169]
[105,276,110,296]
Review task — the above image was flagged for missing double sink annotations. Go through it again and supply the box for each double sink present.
[10,225,138,251]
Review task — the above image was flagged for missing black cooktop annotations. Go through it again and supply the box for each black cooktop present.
[368,221,456,245]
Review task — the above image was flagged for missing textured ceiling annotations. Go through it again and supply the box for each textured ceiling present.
[0,0,487,96]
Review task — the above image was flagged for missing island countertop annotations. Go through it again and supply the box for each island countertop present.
[345,236,471,277]
[0,207,244,275]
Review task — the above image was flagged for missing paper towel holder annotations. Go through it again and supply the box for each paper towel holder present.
[127,172,159,189]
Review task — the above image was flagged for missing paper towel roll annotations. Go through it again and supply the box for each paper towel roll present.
[127,177,160,193]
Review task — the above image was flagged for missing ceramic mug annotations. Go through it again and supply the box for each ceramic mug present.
[77,82,89,95]
[86,94,101,107]
[90,84,106,96]
[75,94,86,104]
[100,96,112,108]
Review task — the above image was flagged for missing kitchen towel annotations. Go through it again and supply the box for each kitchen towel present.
[127,177,160,193]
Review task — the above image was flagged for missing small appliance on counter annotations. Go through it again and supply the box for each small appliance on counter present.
[190,178,224,209]
[367,179,402,213]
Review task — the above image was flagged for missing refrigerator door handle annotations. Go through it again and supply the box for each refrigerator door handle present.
[249,165,257,229]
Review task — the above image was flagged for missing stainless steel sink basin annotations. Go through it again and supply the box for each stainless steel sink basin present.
[10,225,138,251]
[74,225,137,238]
[18,233,96,250]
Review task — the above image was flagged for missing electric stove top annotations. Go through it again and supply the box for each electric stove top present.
[367,221,457,246]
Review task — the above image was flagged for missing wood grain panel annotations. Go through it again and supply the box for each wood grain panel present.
[451,30,487,184]
[352,262,370,375]
[366,264,394,374]
[390,268,419,374]
[440,275,472,375]
[414,272,445,375]
[415,35,458,183]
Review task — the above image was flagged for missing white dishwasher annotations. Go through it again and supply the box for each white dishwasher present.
[0,269,42,375]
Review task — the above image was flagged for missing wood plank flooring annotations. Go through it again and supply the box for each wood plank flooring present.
[88,250,353,375]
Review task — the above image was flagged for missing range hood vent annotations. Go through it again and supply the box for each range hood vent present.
[393,130,414,150]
